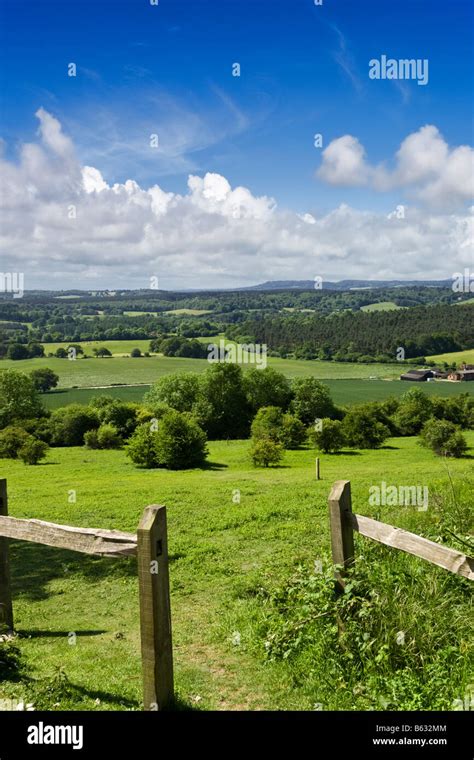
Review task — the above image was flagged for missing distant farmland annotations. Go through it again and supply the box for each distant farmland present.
[42,378,473,410]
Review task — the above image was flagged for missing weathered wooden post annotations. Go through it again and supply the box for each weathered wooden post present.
[137,505,173,710]
[315,457,320,480]
[328,480,355,593]
[0,479,13,632]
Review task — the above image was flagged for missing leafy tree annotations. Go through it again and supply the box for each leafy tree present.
[27,343,44,358]
[93,347,112,357]
[250,438,283,467]
[280,414,306,449]
[419,419,468,458]
[29,368,59,393]
[18,438,49,465]
[154,410,208,469]
[55,347,68,358]
[0,426,32,458]
[244,367,293,413]
[95,400,139,439]
[6,344,29,360]
[49,405,99,446]
[130,348,142,357]
[342,406,390,449]
[309,418,346,453]
[290,378,337,425]
[197,363,252,439]
[144,373,201,413]
[392,389,433,435]
[0,370,44,426]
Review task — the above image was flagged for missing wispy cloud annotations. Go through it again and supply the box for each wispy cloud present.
[330,24,363,94]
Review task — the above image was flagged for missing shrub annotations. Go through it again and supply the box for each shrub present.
[154,410,208,469]
[49,405,99,446]
[18,438,49,465]
[342,406,390,449]
[126,411,208,469]
[308,418,345,453]
[96,424,122,449]
[419,419,468,458]
[251,406,305,449]
[0,426,32,458]
[95,401,139,439]
[130,348,142,357]
[250,438,284,467]
[125,423,158,468]
[83,429,100,449]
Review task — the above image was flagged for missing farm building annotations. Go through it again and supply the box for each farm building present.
[447,369,474,381]
[400,369,436,382]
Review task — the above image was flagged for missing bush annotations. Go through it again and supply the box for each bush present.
[18,438,49,465]
[125,423,158,468]
[83,429,100,449]
[0,426,32,458]
[126,411,208,469]
[342,406,391,449]
[95,401,139,439]
[130,348,142,357]
[97,424,122,449]
[251,406,305,449]
[392,389,433,435]
[49,405,99,446]
[308,418,345,453]
[250,438,284,467]
[419,419,468,458]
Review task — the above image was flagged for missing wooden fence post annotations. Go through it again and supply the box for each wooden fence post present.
[137,505,173,710]
[0,479,13,632]
[315,457,320,480]
[328,480,355,593]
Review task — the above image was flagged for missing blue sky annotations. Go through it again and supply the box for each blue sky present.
[0,0,472,288]
[2,0,472,211]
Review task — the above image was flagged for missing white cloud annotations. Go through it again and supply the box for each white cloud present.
[0,110,472,289]
[317,125,474,209]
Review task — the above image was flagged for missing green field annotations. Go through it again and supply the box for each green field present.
[1,434,472,711]
[427,349,474,365]
[41,378,473,410]
[42,340,155,356]
[360,301,402,312]
[0,354,407,388]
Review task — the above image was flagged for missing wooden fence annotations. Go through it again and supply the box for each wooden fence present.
[328,480,474,591]
[0,478,173,711]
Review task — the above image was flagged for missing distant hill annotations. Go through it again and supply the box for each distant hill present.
[248,279,453,291]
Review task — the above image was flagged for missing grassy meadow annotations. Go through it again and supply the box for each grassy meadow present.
[0,435,472,711]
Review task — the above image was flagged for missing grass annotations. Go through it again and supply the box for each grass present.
[41,378,473,410]
[0,354,409,389]
[427,349,474,365]
[0,435,472,711]
[360,301,402,312]
[42,340,154,356]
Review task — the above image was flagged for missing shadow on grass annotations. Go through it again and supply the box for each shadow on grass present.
[10,540,137,603]
[196,460,228,471]
[17,629,107,639]
[325,450,362,456]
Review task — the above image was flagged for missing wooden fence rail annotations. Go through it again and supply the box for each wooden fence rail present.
[328,480,474,591]
[0,478,173,711]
